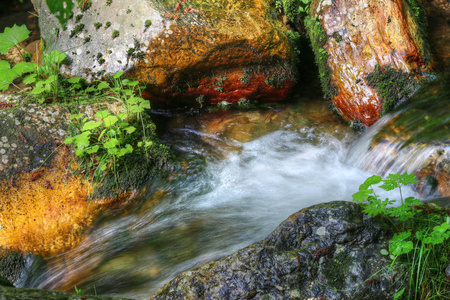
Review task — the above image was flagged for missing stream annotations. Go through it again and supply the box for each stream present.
[19,93,442,299]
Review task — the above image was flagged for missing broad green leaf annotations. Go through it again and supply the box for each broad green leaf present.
[75,149,85,156]
[141,99,150,109]
[82,120,102,131]
[113,71,124,79]
[70,113,84,120]
[12,62,37,76]
[0,24,30,54]
[359,175,382,191]
[0,60,16,90]
[46,50,66,65]
[103,138,119,149]
[380,249,389,256]
[118,122,129,128]
[85,86,97,92]
[44,75,58,84]
[95,110,111,119]
[100,163,107,171]
[108,147,118,155]
[144,141,153,147]
[103,115,118,127]
[31,81,45,94]
[130,105,144,114]
[97,81,109,90]
[352,190,372,203]
[118,113,128,120]
[86,145,100,154]
[46,0,74,26]
[389,231,413,255]
[124,126,136,134]
[68,76,81,83]
[23,74,37,84]
[64,137,74,144]
[126,80,139,87]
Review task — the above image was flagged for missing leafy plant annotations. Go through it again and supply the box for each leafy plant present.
[64,72,156,186]
[353,173,450,299]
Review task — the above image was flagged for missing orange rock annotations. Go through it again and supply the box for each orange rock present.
[129,0,297,105]
[308,0,431,126]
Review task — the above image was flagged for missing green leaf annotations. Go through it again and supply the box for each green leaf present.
[125,80,139,87]
[0,60,16,90]
[31,81,45,94]
[44,75,58,84]
[100,163,107,171]
[130,105,144,114]
[70,113,84,120]
[46,0,74,26]
[12,62,37,76]
[359,175,382,191]
[124,126,136,134]
[23,74,37,84]
[45,50,66,65]
[86,145,100,154]
[389,231,413,256]
[380,249,389,256]
[68,76,81,83]
[352,190,372,203]
[85,86,97,93]
[95,110,111,119]
[64,137,74,144]
[103,138,119,149]
[0,24,31,54]
[82,120,102,131]
[103,115,118,127]
[393,288,405,300]
[97,81,109,90]
[113,71,124,79]
[118,112,128,120]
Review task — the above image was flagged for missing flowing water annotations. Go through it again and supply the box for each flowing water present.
[19,91,445,299]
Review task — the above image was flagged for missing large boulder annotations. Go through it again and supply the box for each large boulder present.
[304,0,431,126]
[31,0,297,106]
[151,201,404,300]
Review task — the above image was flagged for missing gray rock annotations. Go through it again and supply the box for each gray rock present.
[151,201,405,300]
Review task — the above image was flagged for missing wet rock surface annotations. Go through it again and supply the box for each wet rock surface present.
[306,0,431,126]
[32,0,297,106]
[0,285,132,300]
[151,201,402,300]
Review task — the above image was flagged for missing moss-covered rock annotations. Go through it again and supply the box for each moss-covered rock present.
[307,0,432,126]
[151,201,406,299]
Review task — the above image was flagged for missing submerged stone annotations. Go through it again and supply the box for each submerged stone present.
[151,201,404,299]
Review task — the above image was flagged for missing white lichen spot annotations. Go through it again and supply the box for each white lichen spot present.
[1,136,7,143]
[168,30,173,34]
[29,146,34,151]
[11,143,17,148]
[25,116,31,121]
[43,116,49,123]
[58,129,66,136]
[2,155,8,164]
[316,226,328,236]
[51,117,56,123]
[15,120,20,125]
[0,149,5,154]
[29,108,35,113]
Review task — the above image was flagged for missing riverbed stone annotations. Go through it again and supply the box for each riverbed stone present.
[31,0,297,106]
[305,0,431,126]
[151,201,405,300]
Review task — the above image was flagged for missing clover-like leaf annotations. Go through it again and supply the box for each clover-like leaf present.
[103,138,119,149]
[95,110,111,119]
[12,62,37,76]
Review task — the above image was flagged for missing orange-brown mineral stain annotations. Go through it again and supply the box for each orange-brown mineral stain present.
[0,150,99,257]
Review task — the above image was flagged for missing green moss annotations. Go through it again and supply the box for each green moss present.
[403,0,430,63]
[69,23,85,38]
[366,64,419,116]
[322,250,353,290]
[280,0,302,25]
[145,19,152,28]
[0,249,24,284]
[105,21,111,29]
[126,8,132,14]
[305,17,338,99]
[75,14,83,23]
[112,30,120,39]
[94,22,102,30]
[240,73,250,85]
[106,0,113,6]
[332,31,342,43]
[83,36,91,44]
